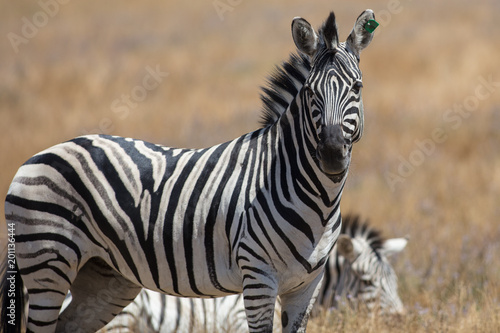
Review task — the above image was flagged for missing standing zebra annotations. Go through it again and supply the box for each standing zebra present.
[101,215,407,333]
[2,9,377,333]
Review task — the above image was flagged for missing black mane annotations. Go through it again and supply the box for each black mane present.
[259,52,311,128]
[341,214,384,253]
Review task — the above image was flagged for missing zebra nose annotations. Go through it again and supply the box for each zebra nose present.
[395,306,407,316]
[317,124,350,175]
[386,304,406,317]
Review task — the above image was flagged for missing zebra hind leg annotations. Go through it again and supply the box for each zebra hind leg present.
[56,257,141,333]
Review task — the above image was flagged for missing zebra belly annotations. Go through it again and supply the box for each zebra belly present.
[139,220,243,297]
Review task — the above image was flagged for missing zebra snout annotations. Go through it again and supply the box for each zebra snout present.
[382,303,407,317]
[387,306,407,318]
[317,124,351,176]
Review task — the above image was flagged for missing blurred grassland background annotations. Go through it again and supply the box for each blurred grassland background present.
[1,0,500,331]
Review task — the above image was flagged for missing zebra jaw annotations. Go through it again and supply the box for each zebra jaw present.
[322,165,348,183]
[316,151,350,182]
[316,147,351,183]
[316,151,350,183]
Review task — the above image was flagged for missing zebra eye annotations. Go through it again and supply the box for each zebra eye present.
[362,280,374,287]
[360,279,375,290]
[351,80,363,94]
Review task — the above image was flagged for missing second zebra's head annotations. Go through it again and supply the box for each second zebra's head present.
[336,230,408,315]
[291,10,376,182]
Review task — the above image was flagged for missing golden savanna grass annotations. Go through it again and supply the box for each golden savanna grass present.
[1,0,500,331]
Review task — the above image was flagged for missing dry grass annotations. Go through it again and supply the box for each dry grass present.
[2,0,500,331]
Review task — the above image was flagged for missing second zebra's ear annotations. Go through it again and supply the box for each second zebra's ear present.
[380,237,408,257]
[292,17,319,59]
[346,9,377,58]
[337,235,356,262]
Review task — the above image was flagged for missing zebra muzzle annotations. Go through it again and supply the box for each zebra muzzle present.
[317,124,351,180]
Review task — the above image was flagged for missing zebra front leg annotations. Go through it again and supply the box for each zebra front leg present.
[241,268,278,333]
[279,272,324,333]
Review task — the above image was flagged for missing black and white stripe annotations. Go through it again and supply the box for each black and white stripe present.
[319,215,407,314]
[2,9,377,333]
[100,214,407,332]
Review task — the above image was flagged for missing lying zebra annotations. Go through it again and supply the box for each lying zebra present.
[98,215,407,332]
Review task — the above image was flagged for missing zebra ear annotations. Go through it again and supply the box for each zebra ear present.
[292,17,319,59]
[380,237,408,257]
[346,9,376,58]
[337,235,357,262]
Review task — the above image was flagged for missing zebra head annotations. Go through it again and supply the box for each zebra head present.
[335,220,408,315]
[291,10,375,182]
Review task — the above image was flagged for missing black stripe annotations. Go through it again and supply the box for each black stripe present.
[174,296,182,332]
[256,190,312,273]
[231,215,245,264]
[244,294,274,301]
[162,149,205,294]
[14,231,82,263]
[68,138,144,284]
[27,318,58,327]
[183,143,229,296]
[320,257,333,305]
[24,148,139,283]
[239,265,271,278]
[226,134,256,265]
[204,138,244,294]
[158,294,167,328]
[93,136,165,288]
[289,99,334,206]
[19,261,72,285]
[6,195,97,265]
[239,242,268,266]
[273,143,315,243]
[251,207,286,264]
[9,175,102,248]
[28,288,66,296]
[28,304,61,310]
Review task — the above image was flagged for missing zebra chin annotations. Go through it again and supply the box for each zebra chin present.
[316,149,351,183]
[319,156,350,183]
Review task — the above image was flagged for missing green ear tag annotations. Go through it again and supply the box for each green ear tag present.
[364,19,379,33]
